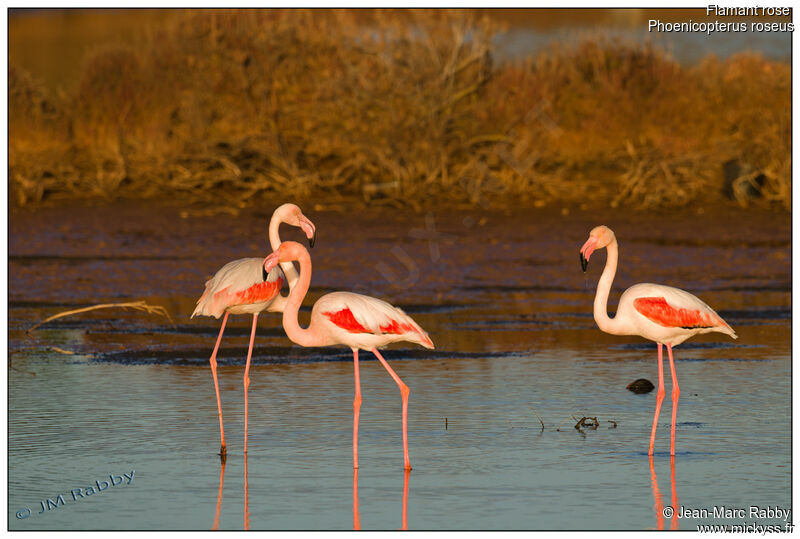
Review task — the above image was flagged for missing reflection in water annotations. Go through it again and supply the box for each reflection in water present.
[649,456,664,530]
[244,454,250,531]
[401,469,410,530]
[212,454,249,530]
[670,456,679,531]
[353,469,361,530]
[649,456,679,531]
[352,469,411,530]
[212,458,226,530]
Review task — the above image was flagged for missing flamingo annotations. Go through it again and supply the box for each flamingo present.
[263,241,434,470]
[579,225,737,456]
[192,203,316,457]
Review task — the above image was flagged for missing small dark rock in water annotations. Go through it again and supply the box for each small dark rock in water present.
[627,378,655,394]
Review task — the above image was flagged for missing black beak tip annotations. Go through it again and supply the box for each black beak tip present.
[580,252,588,273]
[309,230,316,248]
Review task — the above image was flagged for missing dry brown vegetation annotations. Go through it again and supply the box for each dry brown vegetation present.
[10,9,790,211]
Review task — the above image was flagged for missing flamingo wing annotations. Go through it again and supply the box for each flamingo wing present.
[632,286,734,334]
[192,257,285,318]
[315,292,434,348]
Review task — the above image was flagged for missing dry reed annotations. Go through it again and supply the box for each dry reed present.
[10,9,790,210]
[27,300,174,332]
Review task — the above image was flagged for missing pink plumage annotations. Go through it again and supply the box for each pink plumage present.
[580,225,736,457]
[263,241,434,470]
[192,258,285,318]
[193,203,317,458]
[313,292,434,351]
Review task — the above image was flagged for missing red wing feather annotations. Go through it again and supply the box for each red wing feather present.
[633,296,718,329]
[323,307,370,333]
[232,278,284,305]
[324,307,418,337]
[379,319,418,336]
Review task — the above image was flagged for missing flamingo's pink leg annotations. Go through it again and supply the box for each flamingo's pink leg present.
[243,314,258,454]
[667,344,680,456]
[352,349,362,469]
[648,343,665,455]
[209,312,230,456]
[371,348,411,470]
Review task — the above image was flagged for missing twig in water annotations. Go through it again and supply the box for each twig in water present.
[528,405,545,431]
[556,414,578,432]
[27,300,174,333]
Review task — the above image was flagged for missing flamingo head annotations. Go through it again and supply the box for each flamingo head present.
[276,203,317,248]
[264,241,307,274]
[580,225,616,272]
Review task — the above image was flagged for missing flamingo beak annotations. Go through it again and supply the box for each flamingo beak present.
[299,216,316,248]
[264,251,281,274]
[579,236,598,273]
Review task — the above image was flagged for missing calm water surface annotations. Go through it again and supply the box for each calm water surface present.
[9,205,791,530]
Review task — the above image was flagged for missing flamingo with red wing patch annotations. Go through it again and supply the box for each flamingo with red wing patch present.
[191,203,317,458]
[264,242,435,470]
[633,296,720,330]
[579,225,737,457]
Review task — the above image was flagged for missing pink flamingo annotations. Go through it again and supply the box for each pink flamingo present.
[192,204,316,457]
[580,225,737,456]
[263,241,434,470]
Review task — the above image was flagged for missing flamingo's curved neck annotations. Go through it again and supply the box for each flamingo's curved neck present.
[282,248,323,347]
[594,239,628,335]
[269,213,300,290]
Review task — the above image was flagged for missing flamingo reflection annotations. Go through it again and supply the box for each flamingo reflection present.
[649,455,665,530]
[351,468,411,530]
[212,458,226,530]
[400,469,410,530]
[244,454,250,530]
[648,455,679,530]
[669,456,679,530]
[210,455,250,530]
[353,470,361,530]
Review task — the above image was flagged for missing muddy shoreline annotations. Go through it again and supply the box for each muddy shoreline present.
[10,200,788,362]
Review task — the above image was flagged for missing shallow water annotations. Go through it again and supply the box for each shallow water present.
[494,25,791,65]
[9,204,791,530]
